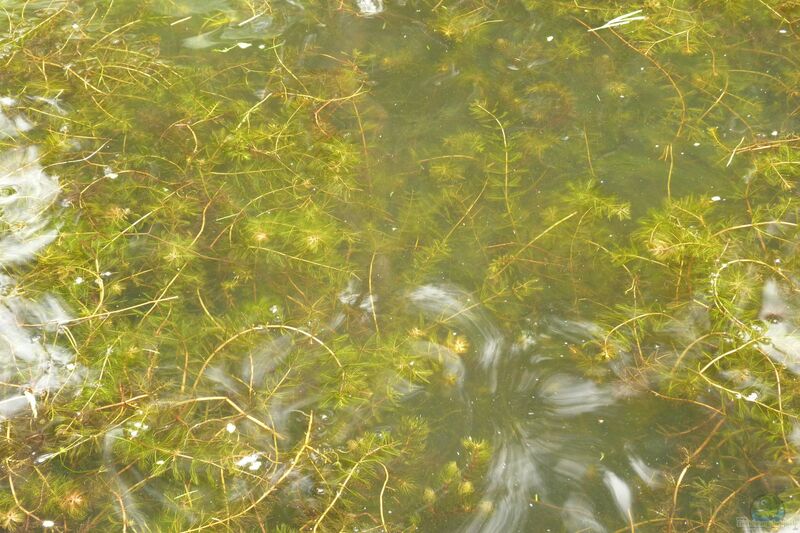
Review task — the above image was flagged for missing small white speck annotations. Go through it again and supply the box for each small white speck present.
[226,423,237,433]
[745,392,758,402]
[66,363,76,370]
[779,29,787,34]
[598,419,605,424]
[693,142,700,147]
[711,196,721,202]
[248,460,262,470]
[156,459,165,465]
[74,276,84,285]
[775,258,782,264]
[771,130,779,137]
[128,429,139,438]
[546,35,554,42]
[619,95,625,98]
[236,42,252,49]
[71,23,79,30]
[42,520,55,528]
[258,44,265,49]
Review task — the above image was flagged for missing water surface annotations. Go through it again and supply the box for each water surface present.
[0,1,798,531]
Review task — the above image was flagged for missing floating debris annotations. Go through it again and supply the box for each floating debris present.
[356,0,384,16]
[588,9,647,32]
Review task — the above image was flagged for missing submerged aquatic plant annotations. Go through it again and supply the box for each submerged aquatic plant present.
[0,0,797,531]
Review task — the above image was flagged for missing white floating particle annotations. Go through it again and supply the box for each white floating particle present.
[693,142,700,147]
[226,423,237,433]
[546,35,554,42]
[779,29,787,34]
[36,453,57,464]
[356,0,384,16]
[156,459,165,465]
[711,196,721,202]
[74,277,84,285]
[42,520,55,528]
[14,115,32,132]
[745,392,758,402]
[24,389,38,419]
[103,166,118,179]
[236,453,261,467]
[258,44,265,49]
[236,42,252,49]
[71,23,79,30]
[771,130,779,137]
[588,9,647,32]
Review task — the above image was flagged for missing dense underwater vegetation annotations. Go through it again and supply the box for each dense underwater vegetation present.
[0,0,798,531]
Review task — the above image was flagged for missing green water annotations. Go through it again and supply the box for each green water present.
[0,1,798,531]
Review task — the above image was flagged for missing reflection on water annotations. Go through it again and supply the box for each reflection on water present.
[1,0,797,530]
[0,147,60,264]
[181,17,286,50]
[0,100,77,421]
[410,284,504,390]
[404,284,652,532]
[96,277,669,531]
[760,279,800,375]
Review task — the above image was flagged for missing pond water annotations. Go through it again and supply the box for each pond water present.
[0,1,798,531]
